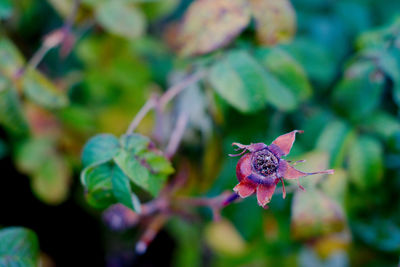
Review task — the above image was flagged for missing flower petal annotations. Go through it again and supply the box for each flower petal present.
[247,172,276,185]
[271,130,303,156]
[233,181,256,198]
[256,184,276,207]
[236,153,252,182]
[278,160,334,179]
[232,142,267,153]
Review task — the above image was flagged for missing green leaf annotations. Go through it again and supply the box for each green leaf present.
[16,138,71,205]
[353,219,400,252]
[95,0,146,39]
[113,150,165,196]
[362,111,400,141]
[138,151,174,175]
[178,0,250,56]
[112,165,141,212]
[120,134,150,154]
[0,38,24,77]
[32,155,71,205]
[208,50,296,113]
[81,134,121,168]
[316,120,355,167]
[16,138,53,174]
[83,163,117,209]
[283,38,337,86]
[348,135,383,189]
[256,47,312,101]
[332,61,384,121]
[168,218,202,267]
[0,227,39,266]
[22,69,69,109]
[0,0,13,19]
[0,76,29,135]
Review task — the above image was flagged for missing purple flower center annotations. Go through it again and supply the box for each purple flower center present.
[252,148,279,177]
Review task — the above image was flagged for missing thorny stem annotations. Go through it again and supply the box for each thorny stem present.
[125,71,205,135]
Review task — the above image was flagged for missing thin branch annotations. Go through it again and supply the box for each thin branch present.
[165,112,189,159]
[126,95,158,135]
[159,70,206,110]
[135,215,168,254]
[64,0,81,31]
[16,0,81,78]
[126,70,205,134]
[26,45,52,71]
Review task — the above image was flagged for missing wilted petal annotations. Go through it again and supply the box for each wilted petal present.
[271,130,303,156]
[256,184,276,207]
[231,142,267,154]
[236,153,252,182]
[233,181,256,198]
[278,160,334,180]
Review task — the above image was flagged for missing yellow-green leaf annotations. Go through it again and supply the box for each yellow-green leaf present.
[204,219,247,256]
[348,135,383,189]
[178,0,250,56]
[95,0,146,39]
[249,0,296,45]
[31,155,71,205]
[0,37,24,77]
[23,69,69,109]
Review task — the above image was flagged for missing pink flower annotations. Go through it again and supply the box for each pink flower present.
[230,130,334,208]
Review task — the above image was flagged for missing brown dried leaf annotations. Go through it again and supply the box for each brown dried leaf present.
[178,0,251,56]
[249,0,296,46]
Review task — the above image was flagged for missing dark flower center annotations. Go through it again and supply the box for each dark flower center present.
[252,149,279,176]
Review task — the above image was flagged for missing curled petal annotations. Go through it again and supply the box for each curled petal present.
[232,142,267,153]
[256,184,276,208]
[228,149,247,157]
[271,130,304,156]
[233,181,256,198]
[278,160,334,179]
[236,153,252,182]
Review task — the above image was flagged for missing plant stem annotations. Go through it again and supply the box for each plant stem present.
[126,70,205,135]
[159,70,205,110]
[16,0,82,78]
[126,95,158,135]
[165,112,189,159]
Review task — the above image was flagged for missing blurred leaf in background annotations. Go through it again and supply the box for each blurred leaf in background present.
[0,227,39,266]
[1,0,400,266]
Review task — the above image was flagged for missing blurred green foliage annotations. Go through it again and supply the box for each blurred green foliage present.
[1,0,400,266]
